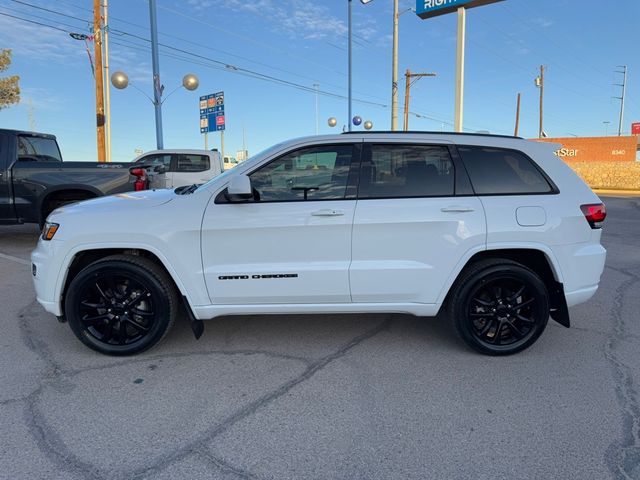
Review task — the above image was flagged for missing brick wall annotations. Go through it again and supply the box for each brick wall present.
[566,161,640,190]
[532,136,639,190]
[536,136,638,162]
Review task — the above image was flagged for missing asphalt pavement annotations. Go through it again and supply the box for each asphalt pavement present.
[1,195,639,480]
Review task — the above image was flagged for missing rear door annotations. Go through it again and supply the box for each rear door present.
[349,142,486,304]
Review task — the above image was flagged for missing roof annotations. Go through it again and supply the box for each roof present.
[0,129,57,139]
[342,130,522,140]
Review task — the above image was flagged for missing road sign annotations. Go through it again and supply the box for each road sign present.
[199,91,226,133]
[632,122,640,135]
[416,0,504,19]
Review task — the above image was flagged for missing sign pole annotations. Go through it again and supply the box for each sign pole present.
[454,6,466,133]
[221,130,225,162]
[204,132,208,150]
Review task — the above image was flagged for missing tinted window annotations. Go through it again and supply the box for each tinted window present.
[250,145,353,202]
[136,154,171,168]
[176,154,209,172]
[358,144,454,198]
[17,136,61,162]
[458,146,552,195]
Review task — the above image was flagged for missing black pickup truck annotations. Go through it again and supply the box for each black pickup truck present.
[0,129,150,226]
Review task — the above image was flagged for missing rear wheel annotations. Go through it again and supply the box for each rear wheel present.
[448,259,550,355]
[65,255,177,356]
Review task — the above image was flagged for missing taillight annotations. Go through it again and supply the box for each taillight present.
[580,203,606,229]
[130,167,148,192]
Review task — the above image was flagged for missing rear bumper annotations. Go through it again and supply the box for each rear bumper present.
[564,285,599,307]
[554,242,606,308]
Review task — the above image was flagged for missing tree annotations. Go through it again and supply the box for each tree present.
[0,49,20,111]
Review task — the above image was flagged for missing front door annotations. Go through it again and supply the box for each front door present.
[350,143,486,304]
[202,143,360,305]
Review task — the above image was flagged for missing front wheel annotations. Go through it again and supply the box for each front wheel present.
[65,255,177,356]
[448,259,550,356]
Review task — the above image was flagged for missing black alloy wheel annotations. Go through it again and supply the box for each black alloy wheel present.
[65,255,177,356]
[449,259,550,355]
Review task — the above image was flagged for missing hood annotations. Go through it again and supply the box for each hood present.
[50,188,176,218]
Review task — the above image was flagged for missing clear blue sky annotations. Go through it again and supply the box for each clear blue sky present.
[0,0,638,161]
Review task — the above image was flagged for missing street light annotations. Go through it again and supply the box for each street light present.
[111,71,199,148]
[348,0,374,132]
[327,116,372,131]
[603,121,611,137]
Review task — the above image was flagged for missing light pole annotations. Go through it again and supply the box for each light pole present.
[603,121,610,136]
[348,0,374,132]
[391,0,399,131]
[111,72,199,148]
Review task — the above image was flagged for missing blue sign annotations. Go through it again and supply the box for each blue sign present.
[416,0,503,19]
[199,91,226,133]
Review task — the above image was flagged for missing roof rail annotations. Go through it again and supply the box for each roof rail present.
[341,131,522,140]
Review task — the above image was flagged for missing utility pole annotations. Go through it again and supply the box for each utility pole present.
[403,69,436,131]
[535,65,545,138]
[149,0,164,149]
[348,0,353,132]
[454,6,466,132]
[514,92,521,137]
[614,65,627,136]
[93,0,106,162]
[391,0,399,131]
[103,0,112,162]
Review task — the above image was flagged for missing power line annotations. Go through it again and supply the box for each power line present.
[2,6,494,133]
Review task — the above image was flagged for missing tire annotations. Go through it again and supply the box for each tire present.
[448,259,550,356]
[65,254,178,356]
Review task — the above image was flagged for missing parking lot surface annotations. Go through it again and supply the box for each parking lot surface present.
[1,195,639,480]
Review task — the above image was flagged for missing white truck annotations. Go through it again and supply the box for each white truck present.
[131,149,224,189]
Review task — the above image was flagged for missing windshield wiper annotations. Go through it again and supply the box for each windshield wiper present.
[176,184,200,195]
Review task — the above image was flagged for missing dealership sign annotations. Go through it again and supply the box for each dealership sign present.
[632,122,640,135]
[416,0,504,19]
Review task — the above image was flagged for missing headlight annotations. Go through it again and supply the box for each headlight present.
[42,222,60,241]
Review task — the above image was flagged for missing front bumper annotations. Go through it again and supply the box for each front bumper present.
[31,238,65,317]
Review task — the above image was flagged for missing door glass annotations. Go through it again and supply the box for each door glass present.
[249,145,353,202]
[359,144,454,198]
[176,154,210,172]
[136,154,171,169]
[17,136,62,162]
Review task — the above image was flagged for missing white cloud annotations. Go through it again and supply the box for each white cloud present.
[184,0,364,41]
[0,13,86,64]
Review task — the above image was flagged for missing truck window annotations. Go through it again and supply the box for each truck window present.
[17,135,62,162]
[176,154,210,172]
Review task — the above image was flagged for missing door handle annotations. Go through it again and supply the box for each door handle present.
[311,209,344,217]
[441,206,475,213]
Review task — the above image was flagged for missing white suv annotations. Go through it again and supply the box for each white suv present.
[31,133,607,356]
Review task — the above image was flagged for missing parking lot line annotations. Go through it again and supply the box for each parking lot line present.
[0,252,30,266]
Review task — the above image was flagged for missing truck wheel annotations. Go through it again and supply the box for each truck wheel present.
[65,255,177,356]
[448,259,549,356]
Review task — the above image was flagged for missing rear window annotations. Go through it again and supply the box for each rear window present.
[176,154,209,172]
[17,135,62,162]
[458,146,553,195]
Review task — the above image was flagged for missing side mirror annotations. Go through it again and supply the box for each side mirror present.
[226,174,254,201]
